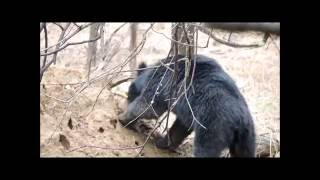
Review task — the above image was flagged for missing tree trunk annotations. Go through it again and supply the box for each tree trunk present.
[87,23,100,79]
[129,23,138,74]
[171,23,195,58]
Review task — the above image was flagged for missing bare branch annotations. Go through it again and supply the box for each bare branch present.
[40,23,48,82]
[40,31,100,57]
[40,23,71,82]
[152,24,210,49]
[85,77,132,117]
[104,23,127,48]
[41,93,70,103]
[197,25,265,48]
[53,23,64,31]
[73,23,80,28]
[53,23,71,64]
[40,23,94,54]
[40,23,82,52]
[135,110,171,157]
[40,35,101,79]
[109,77,133,88]
[203,23,280,34]
[66,144,143,153]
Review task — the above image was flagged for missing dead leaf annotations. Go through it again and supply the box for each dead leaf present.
[98,127,104,133]
[59,134,70,150]
[68,118,73,130]
[110,119,117,129]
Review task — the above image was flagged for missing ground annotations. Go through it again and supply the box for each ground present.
[40,23,280,157]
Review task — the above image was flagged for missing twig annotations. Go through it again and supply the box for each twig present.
[40,23,48,82]
[40,23,70,82]
[40,23,94,54]
[40,82,87,86]
[40,23,82,52]
[41,65,163,104]
[113,91,127,98]
[92,23,153,94]
[183,33,206,130]
[197,25,265,48]
[84,82,112,117]
[73,23,80,28]
[163,51,176,137]
[40,33,101,57]
[53,23,64,31]
[104,23,127,48]
[151,26,209,48]
[48,104,70,144]
[85,77,132,117]
[66,144,143,153]
[228,32,233,42]
[135,109,171,157]
[53,23,71,65]
[109,77,133,88]
[40,35,101,79]
[41,93,70,103]
[42,23,48,68]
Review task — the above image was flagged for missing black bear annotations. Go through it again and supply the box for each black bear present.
[119,54,256,157]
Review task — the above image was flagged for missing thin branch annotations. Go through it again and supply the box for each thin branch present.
[40,23,80,52]
[48,104,70,143]
[40,34,101,78]
[163,52,176,136]
[66,144,143,153]
[53,23,71,64]
[151,26,209,48]
[40,33,100,57]
[109,77,133,88]
[41,65,163,104]
[182,25,206,130]
[40,82,87,86]
[123,103,153,128]
[40,23,48,82]
[40,23,94,53]
[41,93,70,103]
[42,23,48,69]
[53,23,64,31]
[104,23,127,48]
[135,110,170,157]
[85,77,132,117]
[228,32,233,42]
[197,25,265,48]
[85,82,112,117]
[73,23,80,28]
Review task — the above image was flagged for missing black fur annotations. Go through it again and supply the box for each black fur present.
[119,55,256,157]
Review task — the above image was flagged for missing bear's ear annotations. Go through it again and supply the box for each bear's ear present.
[137,62,147,76]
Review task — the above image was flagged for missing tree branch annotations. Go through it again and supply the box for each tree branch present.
[197,25,266,48]
[203,23,280,34]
